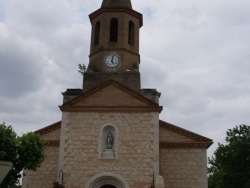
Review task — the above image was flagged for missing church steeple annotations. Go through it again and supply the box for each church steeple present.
[101,0,132,9]
[83,0,143,92]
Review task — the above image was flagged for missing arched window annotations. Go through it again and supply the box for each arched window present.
[110,18,118,42]
[128,21,135,45]
[94,21,100,46]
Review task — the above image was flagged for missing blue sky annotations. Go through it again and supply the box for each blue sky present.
[0,0,250,157]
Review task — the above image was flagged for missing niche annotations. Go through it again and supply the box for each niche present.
[99,125,117,159]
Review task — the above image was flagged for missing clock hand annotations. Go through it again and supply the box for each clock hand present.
[111,56,114,64]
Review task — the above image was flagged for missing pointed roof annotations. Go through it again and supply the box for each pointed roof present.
[101,0,132,9]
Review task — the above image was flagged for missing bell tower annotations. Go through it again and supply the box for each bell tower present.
[83,0,143,92]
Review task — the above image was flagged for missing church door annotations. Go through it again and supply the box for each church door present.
[100,185,116,188]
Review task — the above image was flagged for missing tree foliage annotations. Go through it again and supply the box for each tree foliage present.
[208,125,250,188]
[0,123,45,187]
[78,64,86,75]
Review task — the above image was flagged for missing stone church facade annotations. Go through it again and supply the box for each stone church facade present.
[22,0,212,188]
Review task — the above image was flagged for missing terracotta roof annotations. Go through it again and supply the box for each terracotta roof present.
[35,121,61,136]
[159,120,213,149]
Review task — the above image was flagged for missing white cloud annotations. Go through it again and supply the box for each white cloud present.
[0,0,250,158]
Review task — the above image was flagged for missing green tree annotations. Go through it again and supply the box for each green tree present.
[78,64,86,75]
[0,123,45,187]
[208,125,250,188]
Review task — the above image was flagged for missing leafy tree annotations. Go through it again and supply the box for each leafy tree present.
[208,125,250,188]
[0,123,45,187]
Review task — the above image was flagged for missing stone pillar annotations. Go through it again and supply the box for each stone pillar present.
[155,176,165,188]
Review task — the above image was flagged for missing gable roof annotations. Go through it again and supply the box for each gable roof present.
[159,120,213,149]
[35,121,61,135]
[35,121,61,147]
[60,80,162,112]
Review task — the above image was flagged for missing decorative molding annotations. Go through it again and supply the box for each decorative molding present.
[60,106,162,112]
[89,48,140,58]
[160,141,212,149]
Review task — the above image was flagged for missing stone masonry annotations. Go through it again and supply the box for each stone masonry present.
[58,111,159,188]
[160,149,208,188]
[22,122,61,188]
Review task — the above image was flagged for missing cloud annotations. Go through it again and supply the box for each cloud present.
[0,0,250,158]
[0,27,46,98]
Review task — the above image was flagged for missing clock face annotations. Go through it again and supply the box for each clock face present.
[105,55,120,68]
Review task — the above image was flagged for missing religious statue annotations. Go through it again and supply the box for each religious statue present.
[107,132,113,149]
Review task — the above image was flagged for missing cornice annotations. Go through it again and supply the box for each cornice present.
[160,141,212,149]
[89,48,140,59]
[60,106,162,112]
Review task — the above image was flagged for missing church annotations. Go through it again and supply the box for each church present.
[22,0,213,187]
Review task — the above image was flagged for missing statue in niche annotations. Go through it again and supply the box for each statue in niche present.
[107,132,113,149]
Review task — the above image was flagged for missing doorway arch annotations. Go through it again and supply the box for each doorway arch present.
[86,172,129,188]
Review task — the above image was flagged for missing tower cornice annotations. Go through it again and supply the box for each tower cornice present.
[89,48,140,61]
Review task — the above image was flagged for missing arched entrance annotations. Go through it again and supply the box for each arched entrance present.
[89,176,124,188]
[100,185,116,188]
[86,172,129,188]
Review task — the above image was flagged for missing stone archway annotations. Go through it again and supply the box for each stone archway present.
[86,172,129,188]
[89,176,124,188]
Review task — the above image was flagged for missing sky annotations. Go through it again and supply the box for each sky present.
[0,0,250,158]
